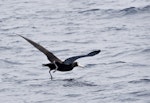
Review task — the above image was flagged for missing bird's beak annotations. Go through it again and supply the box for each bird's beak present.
[78,64,84,68]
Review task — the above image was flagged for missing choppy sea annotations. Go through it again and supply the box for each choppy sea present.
[0,0,150,103]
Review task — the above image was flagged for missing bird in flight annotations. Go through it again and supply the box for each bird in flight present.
[19,35,101,79]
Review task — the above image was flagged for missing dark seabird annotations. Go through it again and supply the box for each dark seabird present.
[19,35,101,79]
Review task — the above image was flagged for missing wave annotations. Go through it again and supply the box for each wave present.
[128,90,150,97]
[0,59,23,65]
[62,79,97,87]
[78,5,150,17]
[0,46,12,50]
[119,5,150,15]
[141,48,150,54]
[78,8,100,13]
[129,79,150,84]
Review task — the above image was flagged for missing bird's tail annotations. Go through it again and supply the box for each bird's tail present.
[42,63,49,66]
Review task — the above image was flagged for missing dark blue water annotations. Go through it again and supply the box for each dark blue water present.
[0,0,150,103]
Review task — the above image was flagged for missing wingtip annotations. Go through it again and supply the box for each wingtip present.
[18,35,30,42]
[87,50,101,56]
[92,50,101,54]
[18,35,25,39]
[94,50,101,55]
[96,50,101,53]
[17,34,22,37]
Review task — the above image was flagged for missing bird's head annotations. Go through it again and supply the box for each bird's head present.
[73,62,84,68]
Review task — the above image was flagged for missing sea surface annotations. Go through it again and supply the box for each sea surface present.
[0,0,150,103]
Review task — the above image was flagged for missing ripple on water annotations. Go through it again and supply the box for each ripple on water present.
[129,90,150,98]
[128,79,150,84]
[1,59,23,65]
[141,48,150,54]
[56,78,98,87]
[0,46,12,50]
[85,63,97,68]
[78,8,100,13]
[65,94,81,97]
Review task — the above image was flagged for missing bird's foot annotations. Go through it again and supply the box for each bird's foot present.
[53,69,57,73]
[49,70,53,80]
[50,76,53,80]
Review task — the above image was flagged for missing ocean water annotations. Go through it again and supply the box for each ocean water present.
[0,0,150,103]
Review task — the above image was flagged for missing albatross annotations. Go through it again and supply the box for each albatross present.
[19,35,101,79]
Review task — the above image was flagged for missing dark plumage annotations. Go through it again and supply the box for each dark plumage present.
[19,35,101,79]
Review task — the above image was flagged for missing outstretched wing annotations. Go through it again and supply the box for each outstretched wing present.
[19,35,62,63]
[63,50,101,65]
